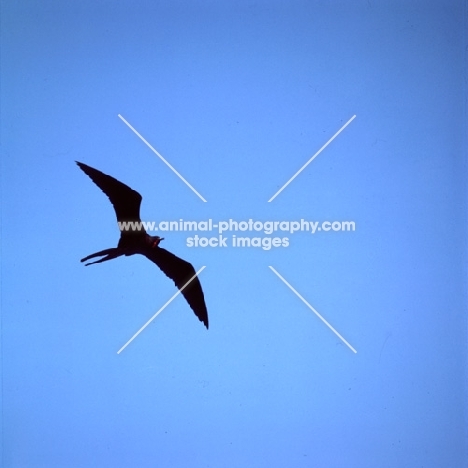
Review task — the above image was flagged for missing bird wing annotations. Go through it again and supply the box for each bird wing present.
[76,161,143,224]
[143,247,209,329]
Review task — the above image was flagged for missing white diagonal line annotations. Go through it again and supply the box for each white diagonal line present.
[117,266,206,354]
[118,114,207,202]
[268,115,356,202]
[269,266,357,353]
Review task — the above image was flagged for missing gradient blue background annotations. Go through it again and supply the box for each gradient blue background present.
[1,1,467,467]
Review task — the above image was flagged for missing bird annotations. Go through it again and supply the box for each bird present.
[76,161,208,329]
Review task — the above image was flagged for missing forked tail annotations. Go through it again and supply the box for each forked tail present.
[81,247,125,266]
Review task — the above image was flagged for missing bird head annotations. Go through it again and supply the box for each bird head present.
[147,235,164,248]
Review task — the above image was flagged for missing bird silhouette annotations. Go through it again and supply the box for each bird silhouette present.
[76,161,208,329]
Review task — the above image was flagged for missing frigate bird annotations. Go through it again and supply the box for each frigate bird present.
[77,161,208,329]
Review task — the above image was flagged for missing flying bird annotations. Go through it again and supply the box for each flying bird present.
[76,161,208,329]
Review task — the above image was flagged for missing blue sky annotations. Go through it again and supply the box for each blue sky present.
[1,1,467,467]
